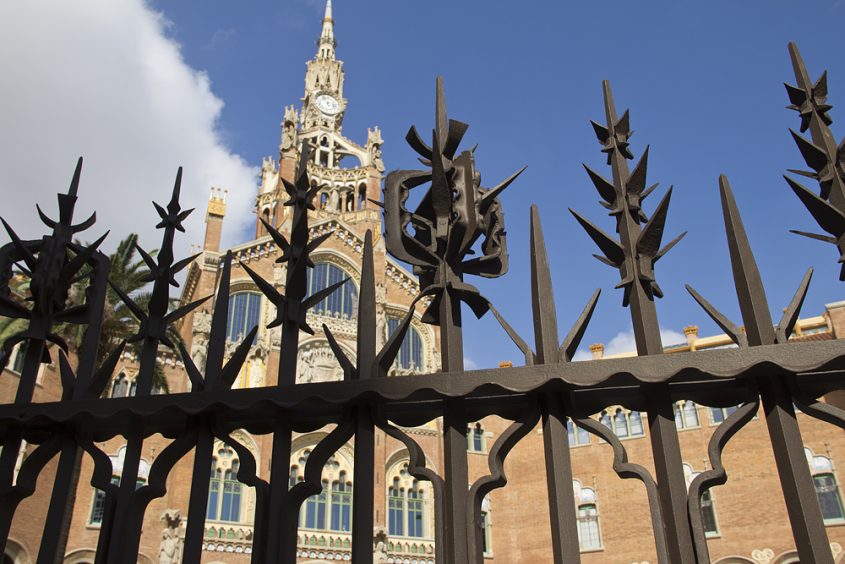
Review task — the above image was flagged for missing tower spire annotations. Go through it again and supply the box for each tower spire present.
[318,0,335,60]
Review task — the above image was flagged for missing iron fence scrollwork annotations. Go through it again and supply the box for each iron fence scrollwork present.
[0,43,844,564]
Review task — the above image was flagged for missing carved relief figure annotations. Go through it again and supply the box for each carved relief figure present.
[376,308,388,349]
[159,509,184,564]
[367,127,385,172]
[281,106,298,151]
[296,342,344,383]
[373,528,388,564]
[249,358,264,388]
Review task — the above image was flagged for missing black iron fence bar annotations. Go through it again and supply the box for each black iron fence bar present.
[0,340,842,438]
[38,247,111,564]
[0,39,843,564]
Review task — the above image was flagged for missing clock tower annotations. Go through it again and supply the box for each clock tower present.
[256,0,385,237]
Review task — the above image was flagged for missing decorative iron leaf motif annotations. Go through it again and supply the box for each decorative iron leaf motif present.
[0,158,107,365]
[572,81,684,309]
[784,42,845,274]
[383,77,524,325]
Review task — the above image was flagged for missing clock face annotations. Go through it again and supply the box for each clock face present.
[315,94,340,115]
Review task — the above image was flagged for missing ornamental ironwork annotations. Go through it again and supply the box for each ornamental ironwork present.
[0,43,844,564]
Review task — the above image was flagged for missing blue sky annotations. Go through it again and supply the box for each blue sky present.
[3,0,845,367]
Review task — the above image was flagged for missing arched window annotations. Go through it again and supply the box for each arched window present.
[599,411,611,431]
[8,342,27,374]
[89,476,120,525]
[306,263,358,319]
[358,184,367,210]
[683,463,719,537]
[573,481,601,551]
[806,448,845,523]
[261,208,271,230]
[386,462,430,539]
[221,461,242,522]
[387,317,424,371]
[467,422,485,453]
[330,471,352,532]
[567,418,590,447]
[629,411,644,436]
[613,409,629,438]
[675,401,700,429]
[290,447,354,532]
[227,292,261,343]
[111,372,128,398]
[407,481,424,537]
[601,408,643,438]
[700,490,718,535]
[305,480,328,529]
[388,477,404,536]
[89,446,149,525]
[709,405,738,424]
[480,495,492,556]
[207,444,243,523]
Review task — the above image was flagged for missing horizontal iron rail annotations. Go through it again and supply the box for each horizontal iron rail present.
[1,339,843,442]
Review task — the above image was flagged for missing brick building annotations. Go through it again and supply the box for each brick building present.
[3,2,845,563]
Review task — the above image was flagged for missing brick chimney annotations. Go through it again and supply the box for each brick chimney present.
[203,187,227,252]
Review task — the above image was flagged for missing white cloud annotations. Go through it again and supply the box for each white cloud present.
[0,1,257,260]
[464,357,479,370]
[572,328,687,361]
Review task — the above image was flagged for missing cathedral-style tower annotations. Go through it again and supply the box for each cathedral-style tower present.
[172,3,439,560]
[256,0,384,239]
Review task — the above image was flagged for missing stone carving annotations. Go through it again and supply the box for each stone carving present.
[367,127,385,172]
[159,509,184,564]
[296,342,345,384]
[193,310,212,335]
[751,548,774,564]
[190,337,207,374]
[189,312,212,375]
[259,156,278,194]
[248,359,263,388]
[375,282,387,304]
[376,308,388,349]
[281,106,298,151]
[373,528,388,564]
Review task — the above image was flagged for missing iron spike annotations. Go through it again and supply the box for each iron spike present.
[206,250,234,376]
[479,167,527,216]
[356,230,376,379]
[560,288,601,362]
[777,267,813,343]
[685,284,747,347]
[529,204,560,364]
[719,175,775,346]
[569,208,625,266]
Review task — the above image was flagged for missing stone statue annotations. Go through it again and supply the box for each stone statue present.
[281,122,296,151]
[192,310,212,335]
[376,308,388,349]
[371,144,385,172]
[190,338,207,374]
[159,509,184,564]
[367,127,385,172]
[373,527,388,564]
[249,358,264,388]
[281,106,298,151]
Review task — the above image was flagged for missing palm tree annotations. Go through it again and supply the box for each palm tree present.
[66,233,179,394]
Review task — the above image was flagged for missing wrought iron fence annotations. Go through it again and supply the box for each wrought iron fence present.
[1,41,845,564]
